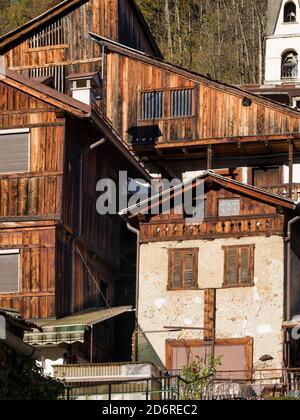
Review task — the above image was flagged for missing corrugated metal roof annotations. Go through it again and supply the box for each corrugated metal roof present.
[24,307,133,346]
[35,306,133,328]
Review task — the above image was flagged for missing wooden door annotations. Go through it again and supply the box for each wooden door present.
[253,167,281,188]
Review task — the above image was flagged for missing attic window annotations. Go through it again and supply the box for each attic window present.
[29,18,65,48]
[141,91,164,120]
[218,198,241,217]
[284,2,297,23]
[171,89,193,117]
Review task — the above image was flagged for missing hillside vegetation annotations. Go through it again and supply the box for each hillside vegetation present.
[0,0,267,84]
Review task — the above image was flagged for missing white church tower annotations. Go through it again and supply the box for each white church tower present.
[265,0,300,84]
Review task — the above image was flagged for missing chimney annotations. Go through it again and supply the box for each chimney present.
[67,72,101,105]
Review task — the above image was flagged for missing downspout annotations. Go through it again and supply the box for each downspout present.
[285,215,300,368]
[69,138,106,314]
[127,222,140,363]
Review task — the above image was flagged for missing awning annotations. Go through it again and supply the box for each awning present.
[24,307,133,346]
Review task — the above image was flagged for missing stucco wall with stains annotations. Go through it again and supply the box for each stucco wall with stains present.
[138,235,285,371]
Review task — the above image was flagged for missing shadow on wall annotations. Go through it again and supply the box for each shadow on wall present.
[128,125,162,146]
[137,331,165,371]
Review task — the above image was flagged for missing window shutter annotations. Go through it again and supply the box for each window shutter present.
[0,132,29,173]
[183,252,194,287]
[226,248,239,285]
[173,251,182,288]
[0,253,19,294]
[240,247,251,285]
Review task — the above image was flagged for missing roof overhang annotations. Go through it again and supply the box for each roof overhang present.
[24,307,133,346]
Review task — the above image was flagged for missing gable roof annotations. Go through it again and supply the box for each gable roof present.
[119,171,298,218]
[0,68,151,181]
[0,0,162,57]
[90,33,300,120]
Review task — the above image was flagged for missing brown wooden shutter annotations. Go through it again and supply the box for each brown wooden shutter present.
[253,167,281,188]
[0,252,19,294]
[183,251,194,287]
[240,247,251,285]
[0,131,29,173]
[169,249,198,289]
[226,248,239,285]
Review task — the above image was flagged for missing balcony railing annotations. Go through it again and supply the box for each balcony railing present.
[282,64,298,79]
[263,183,300,201]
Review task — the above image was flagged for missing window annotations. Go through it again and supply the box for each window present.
[141,91,163,120]
[223,245,255,287]
[0,129,29,174]
[218,198,241,217]
[171,89,193,117]
[0,250,20,294]
[29,66,66,92]
[168,249,198,290]
[284,2,297,23]
[29,18,65,48]
[282,50,298,79]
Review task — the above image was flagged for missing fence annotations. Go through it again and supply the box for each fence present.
[60,368,300,400]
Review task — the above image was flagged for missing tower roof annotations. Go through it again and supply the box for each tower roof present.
[266,0,283,36]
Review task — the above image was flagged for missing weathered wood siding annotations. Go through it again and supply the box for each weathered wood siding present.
[0,227,56,319]
[3,0,158,82]
[105,53,300,144]
[0,82,64,221]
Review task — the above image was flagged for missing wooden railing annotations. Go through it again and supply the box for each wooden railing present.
[263,183,300,201]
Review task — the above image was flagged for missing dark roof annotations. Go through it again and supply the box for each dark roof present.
[1,68,151,181]
[266,0,282,36]
[120,171,298,217]
[90,33,300,119]
[0,0,162,58]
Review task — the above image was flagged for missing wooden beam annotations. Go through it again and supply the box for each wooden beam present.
[207,146,213,170]
[288,140,294,198]
[155,134,300,150]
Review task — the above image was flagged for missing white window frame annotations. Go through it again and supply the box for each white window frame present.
[0,128,30,174]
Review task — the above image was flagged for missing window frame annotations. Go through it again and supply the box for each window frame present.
[170,88,194,118]
[140,90,164,120]
[139,87,195,121]
[0,129,30,175]
[0,249,20,295]
[218,197,241,218]
[168,248,199,291]
[222,245,255,288]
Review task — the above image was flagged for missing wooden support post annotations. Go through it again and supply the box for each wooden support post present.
[288,141,294,198]
[207,146,213,171]
[204,289,216,361]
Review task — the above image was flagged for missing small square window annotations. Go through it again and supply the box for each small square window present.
[171,89,193,117]
[168,249,198,290]
[218,198,240,217]
[141,91,163,120]
[223,245,255,288]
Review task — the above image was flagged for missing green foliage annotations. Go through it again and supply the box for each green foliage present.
[0,0,268,85]
[0,344,64,400]
[180,354,222,400]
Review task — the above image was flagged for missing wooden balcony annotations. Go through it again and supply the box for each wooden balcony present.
[263,184,300,201]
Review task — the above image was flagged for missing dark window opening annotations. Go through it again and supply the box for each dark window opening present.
[284,2,297,23]
[282,50,298,79]
[141,91,163,120]
[171,89,193,117]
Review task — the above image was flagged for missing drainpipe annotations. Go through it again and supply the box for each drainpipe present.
[285,215,300,368]
[69,138,106,314]
[127,222,140,362]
